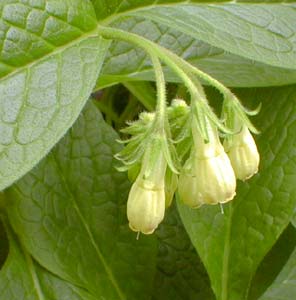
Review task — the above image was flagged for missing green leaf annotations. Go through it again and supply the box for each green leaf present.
[98,18,296,89]
[0,217,99,300]
[91,0,296,21]
[4,101,157,300]
[0,0,110,191]
[177,85,296,300]
[153,203,215,300]
[259,246,296,299]
[290,208,296,228]
[249,224,296,300]
[128,4,296,69]
[0,217,8,268]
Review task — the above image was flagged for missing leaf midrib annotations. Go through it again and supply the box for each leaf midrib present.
[50,152,125,300]
[3,215,46,300]
[22,245,46,300]
[221,203,233,300]
[100,2,296,71]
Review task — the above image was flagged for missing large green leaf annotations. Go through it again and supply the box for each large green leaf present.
[98,17,296,88]
[249,224,296,300]
[0,0,109,191]
[259,246,296,300]
[153,204,215,300]
[4,101,157,300]
[0,218,97,300]
[91,0,296,20]
[128,4,296,69]
[178,85,296,300]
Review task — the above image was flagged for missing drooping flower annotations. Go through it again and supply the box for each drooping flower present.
[127,142,167,234]
[224,125,259,181]
[178,120,236,208]
[127,176,165,234]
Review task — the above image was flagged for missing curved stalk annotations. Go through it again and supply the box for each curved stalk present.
[96,25,234,101]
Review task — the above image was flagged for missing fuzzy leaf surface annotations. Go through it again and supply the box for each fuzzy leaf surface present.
[91,0,296,20]
[0,0,109,190]
[98,17,296,89]
[128,4,296,69]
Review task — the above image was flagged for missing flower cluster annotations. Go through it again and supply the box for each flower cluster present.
[178,119,237,208]
[116,96,260,235]
[97,23,260,235]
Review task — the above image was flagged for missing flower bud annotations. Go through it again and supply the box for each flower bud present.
[178,121,236,208]
[127,146,166,234]
[178,151,236,208]
[127,178,165,234]
[224,126,259,181]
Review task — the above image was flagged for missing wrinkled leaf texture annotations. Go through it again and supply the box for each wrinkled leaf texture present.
[0,0,109,190]
[1,0,296,189]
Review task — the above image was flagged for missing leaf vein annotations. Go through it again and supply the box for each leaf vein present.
[50,152,126,300]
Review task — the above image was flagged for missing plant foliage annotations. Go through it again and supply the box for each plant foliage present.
[0,1,296,299]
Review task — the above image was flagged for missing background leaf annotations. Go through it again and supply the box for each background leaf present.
[153,204,215,300]
[178,85,296,300]
[259,245,296,300]
[128,4,296,69]
[0,217,99,300]
[0,0,109,191]
[91,0,296,21]
[0,0,98,77]
[249,224,296,300]
[4,101,157,300]
[0,216,8,268]
[98,18,296,89]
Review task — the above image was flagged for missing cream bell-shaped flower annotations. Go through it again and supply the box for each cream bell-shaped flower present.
[224,125,259,181]
[178,122,236,208]
[127,151,166,234]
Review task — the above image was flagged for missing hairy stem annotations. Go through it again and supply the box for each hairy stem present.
[97,25,233,101]
[96,25,241,136]
[150,53,167,127]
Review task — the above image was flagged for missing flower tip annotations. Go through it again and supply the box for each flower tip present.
[241,165,259,182]
[224,126,260,181]
[219,191,236,204]
[129,223,156,235]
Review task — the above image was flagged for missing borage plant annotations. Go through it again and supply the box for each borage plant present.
[0,1,296,300]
